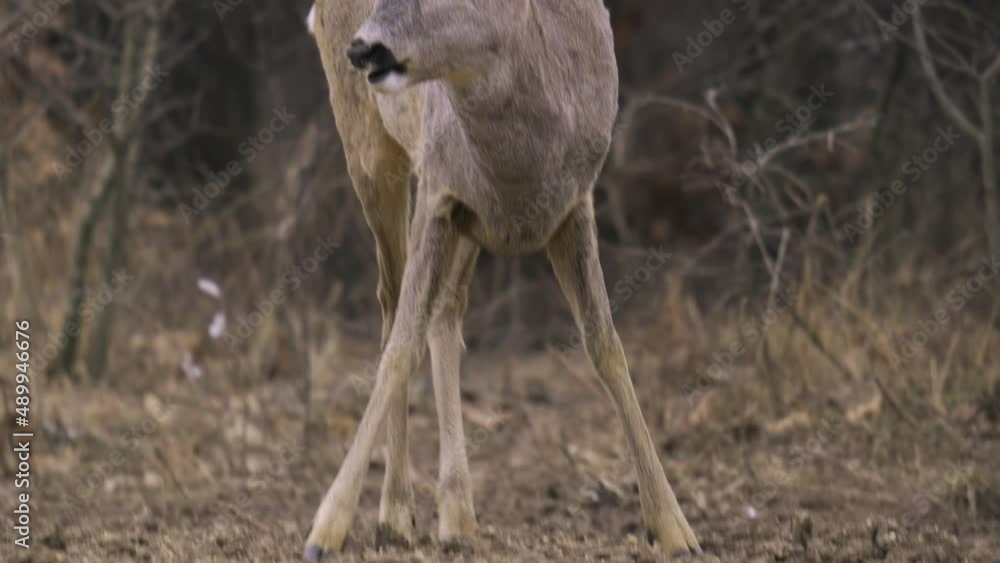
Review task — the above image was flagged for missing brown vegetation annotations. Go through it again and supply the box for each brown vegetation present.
[0,0,998,561]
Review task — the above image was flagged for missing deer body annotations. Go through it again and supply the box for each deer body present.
[328,0,618,254]
[305,0,700,559]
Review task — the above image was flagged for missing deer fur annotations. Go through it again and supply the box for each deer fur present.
[304,0,700,559]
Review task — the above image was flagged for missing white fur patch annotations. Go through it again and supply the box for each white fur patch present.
[306,4,316,34]
[373,71,411,93]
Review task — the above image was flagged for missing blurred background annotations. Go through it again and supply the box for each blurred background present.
[1,0,999,561]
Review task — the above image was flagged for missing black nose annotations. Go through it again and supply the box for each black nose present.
[346,39,372,69]
[347,39,402,73]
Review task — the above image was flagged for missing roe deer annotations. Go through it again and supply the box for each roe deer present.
[304,0,701,558]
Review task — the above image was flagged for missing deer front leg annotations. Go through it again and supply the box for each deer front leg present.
[545,198,701,556]
[346,141,416,549]
[314,3,416,553]
[363,183,417,550]
[428,239,480,547]
[305,198,462,561]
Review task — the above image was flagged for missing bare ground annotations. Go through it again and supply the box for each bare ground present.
[1,336,998,563]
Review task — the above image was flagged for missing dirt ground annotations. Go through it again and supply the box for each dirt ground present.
[1,332,998,563]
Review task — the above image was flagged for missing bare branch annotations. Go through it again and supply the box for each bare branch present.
[754,114,875,170]
[913,6,984,142]
[985,52,1000,81]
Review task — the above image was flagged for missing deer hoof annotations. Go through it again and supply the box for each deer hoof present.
[375,523,413,549]
[441,535,477,555]
[303,544,335,562]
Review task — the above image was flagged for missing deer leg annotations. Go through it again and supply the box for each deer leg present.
[545,197,700,556]
[305,197,461,561]
[343,141,418,548]
[428,238,480,546]
[312,1,417,553]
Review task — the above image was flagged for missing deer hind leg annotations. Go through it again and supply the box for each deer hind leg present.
[428,237,480,546]
[305,197,462,561]
[545,197,701,556]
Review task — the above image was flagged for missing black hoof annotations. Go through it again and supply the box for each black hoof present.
[375,523,412,550]
[648,530,703,558]
[441,536,476,555]
[669,547,704,559]
[303,544,332,562]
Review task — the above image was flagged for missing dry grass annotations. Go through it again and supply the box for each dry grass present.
[2,11,999,556]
